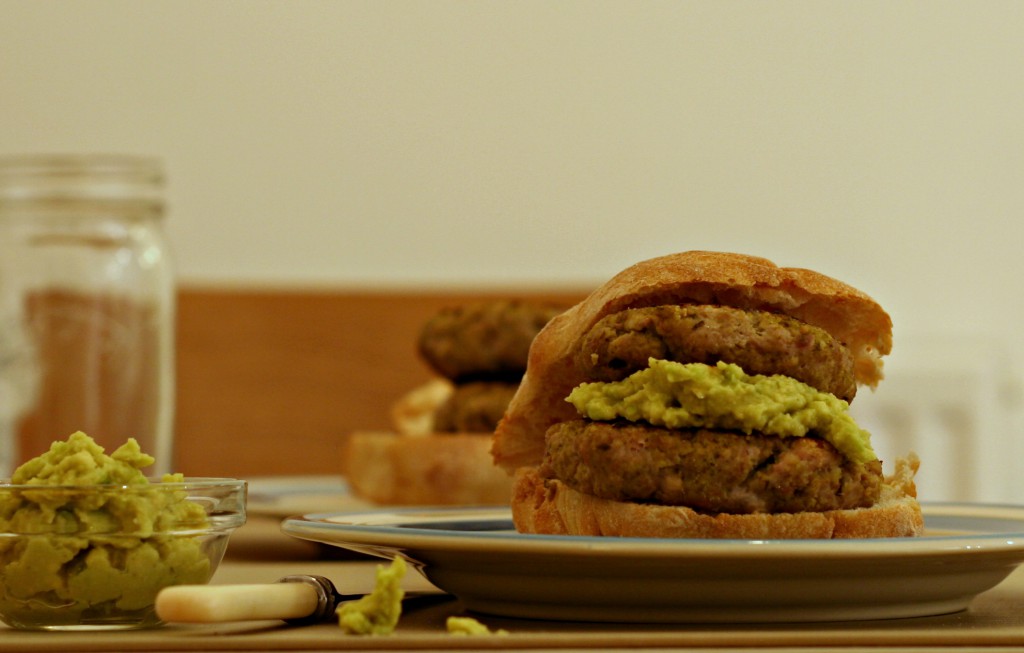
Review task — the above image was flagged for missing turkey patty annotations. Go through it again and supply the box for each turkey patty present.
[541,420,883,514]
[575,305,858,402]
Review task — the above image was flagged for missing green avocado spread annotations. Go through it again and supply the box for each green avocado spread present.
[0,432,211,626]
[567,359,876,464]
[337,556,406,635]
[447,615,510,636]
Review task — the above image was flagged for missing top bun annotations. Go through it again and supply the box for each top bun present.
[491,251,892,472]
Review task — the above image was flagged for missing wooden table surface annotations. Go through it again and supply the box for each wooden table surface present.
[3,513,1024,652]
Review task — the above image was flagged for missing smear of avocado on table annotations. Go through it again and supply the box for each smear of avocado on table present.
[337,557,407,635]
[447,615,509,635]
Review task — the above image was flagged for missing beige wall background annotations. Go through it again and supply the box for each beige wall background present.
[2,1,1023,498]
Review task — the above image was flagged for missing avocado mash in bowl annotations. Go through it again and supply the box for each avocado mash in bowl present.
[0,432,246,630]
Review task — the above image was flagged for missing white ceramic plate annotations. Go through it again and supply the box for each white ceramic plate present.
[282,503,1024,623]
[246,475,370,518]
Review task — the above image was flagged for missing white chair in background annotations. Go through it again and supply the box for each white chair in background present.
[849,334,1023,504]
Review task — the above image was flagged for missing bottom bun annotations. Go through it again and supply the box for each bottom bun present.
[344,431,513,505]
[512,454,924,539]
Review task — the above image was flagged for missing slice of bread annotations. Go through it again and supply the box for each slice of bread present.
[344,431,512,506]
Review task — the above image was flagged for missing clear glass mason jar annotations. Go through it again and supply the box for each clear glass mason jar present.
[0,154,175,475]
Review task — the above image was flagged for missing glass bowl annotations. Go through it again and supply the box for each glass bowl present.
[0,477,246,630]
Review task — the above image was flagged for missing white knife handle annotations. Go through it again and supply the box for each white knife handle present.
[156,579,325,623]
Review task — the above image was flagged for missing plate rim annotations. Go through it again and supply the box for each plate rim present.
[281,501,1024,560]
[282,502,1024,624]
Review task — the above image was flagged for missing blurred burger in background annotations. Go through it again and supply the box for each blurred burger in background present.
[344,299,565,505]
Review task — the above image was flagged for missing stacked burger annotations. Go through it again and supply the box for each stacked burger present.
[345,299,564,505]
[493,251,923,538]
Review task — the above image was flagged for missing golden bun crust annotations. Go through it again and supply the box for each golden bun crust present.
[343,431,512,506]
[390,378,453,436]
[492,251,893,472]
[512,455,922,539]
